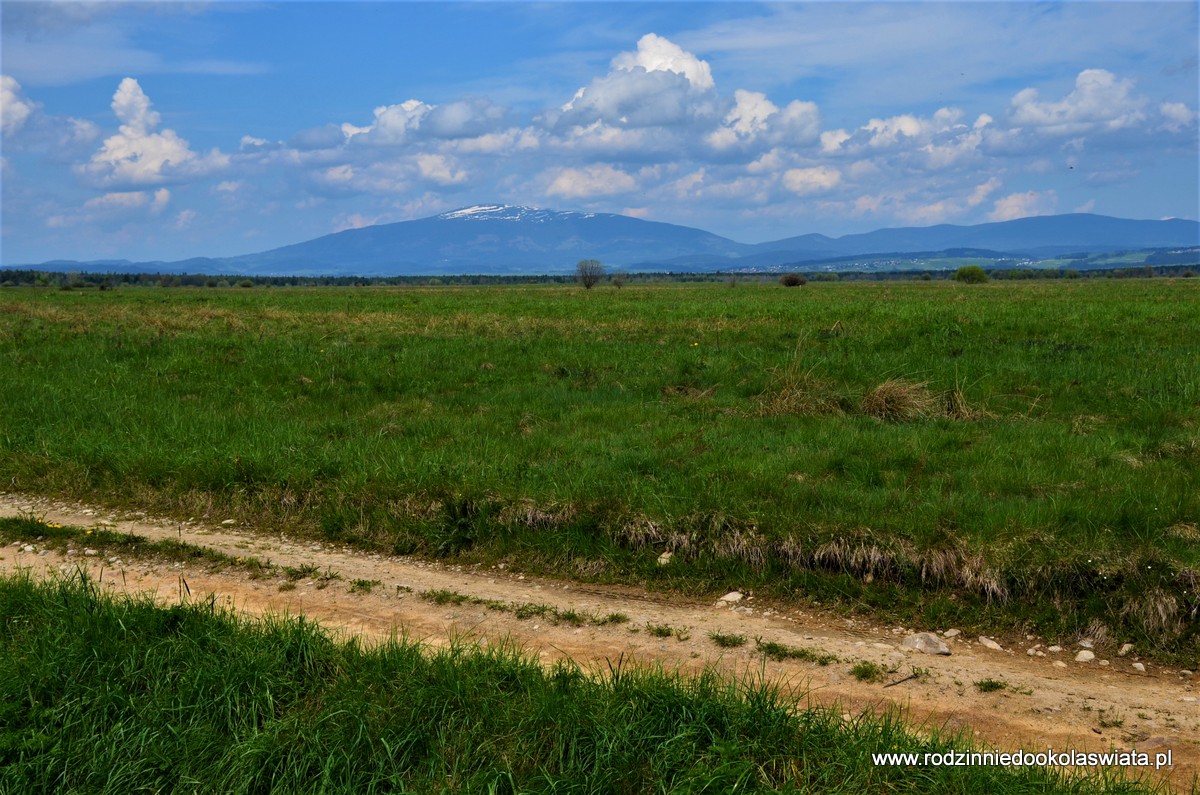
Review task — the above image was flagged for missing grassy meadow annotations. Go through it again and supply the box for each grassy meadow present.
[0,571,1161,794]
[0,279,1197,657]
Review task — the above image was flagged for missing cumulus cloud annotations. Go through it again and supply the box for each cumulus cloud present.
[341,97,507,146]
[988,190,1058,221]
[544,164,637,199]
[1,75,37,136]
[46,187,170,228]
[782,166,841,195]
[558,68,707,129]
[1008,69,1147,135]
[556,34,719,130]
[1159,102,1196,133]
[80,78,228,187]
[415,153,467,185]
[612,33,714,91]
[707,91,820,150]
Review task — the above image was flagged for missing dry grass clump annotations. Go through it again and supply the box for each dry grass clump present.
[758,369,845,417]
[1121,589,1183,636]
[1167,523,1200,541]
[497,499,577,530]
[942,385,994,420]
[860,378,937,421]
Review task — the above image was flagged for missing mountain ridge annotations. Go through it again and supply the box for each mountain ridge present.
[7,205,1198,276]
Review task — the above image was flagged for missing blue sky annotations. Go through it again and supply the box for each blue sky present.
[2,1,1197,263]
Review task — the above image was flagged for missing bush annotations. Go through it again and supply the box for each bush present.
[236,279,254,288]
[576,259,604,290]
[954,265,988,284]
[779,273,807,287]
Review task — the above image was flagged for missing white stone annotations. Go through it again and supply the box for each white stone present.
[901,632,951,656]
[1133,663,1146,673]
[1075,650,1096,662]
[221,519,236,526]
[656,551,673,566]
[719,591,744,603]
[1053,661,1068,668]
[978,636,1004,651]
[1118,643,1134,656]
[1048,645,1063,653]
[942,629,961,638]
[1099,660,1110,666]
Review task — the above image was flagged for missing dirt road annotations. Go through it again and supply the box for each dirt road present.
[1,493,1196,789]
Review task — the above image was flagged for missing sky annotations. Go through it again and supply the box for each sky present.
[1,1,1198,264]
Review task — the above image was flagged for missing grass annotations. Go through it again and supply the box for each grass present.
[708,631,748,648]
[975,679,1007,693]
[0,513,269,575]
[0,571,1159,794]
[0,280,1197,658]
[756,638,839,666]
[851,660,888,682]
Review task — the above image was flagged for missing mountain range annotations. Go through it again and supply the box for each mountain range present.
[14,205,1200,276]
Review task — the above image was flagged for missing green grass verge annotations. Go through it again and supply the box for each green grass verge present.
[0,281,1197,660]
[0,572,1159,794]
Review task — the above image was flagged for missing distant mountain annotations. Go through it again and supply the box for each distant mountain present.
[218,205,751,276]
[773,214,1200,260]
[7,206,1198,276]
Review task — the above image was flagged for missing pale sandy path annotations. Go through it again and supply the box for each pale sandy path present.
[2,493,1196,790]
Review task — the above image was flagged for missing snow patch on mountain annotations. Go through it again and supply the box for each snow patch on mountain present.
[437,205,597,222]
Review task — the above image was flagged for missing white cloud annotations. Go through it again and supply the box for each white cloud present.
[1008,69,1147,135]
[707,92,820,150]
[782,166,841,195]
[415,153,467,185]
[770,100,821,145]
[720,90,777,138]
[820,129,850,153]
[746,148,784,174]
[342,97,507,146]
[80,77,228,187]
[174,209,197,229]
[862,114,932,148]
[1,75,38,136]
[83,191,151,211]
[557,34,719,131]
[544,164,637,199]
[922,114,992,170]
[988,190,1058,221]
[1159,102,1196,133]
[46,187,171,228]
[612,33,715,91]
[350,99,430,144]
[967,177,1001,208]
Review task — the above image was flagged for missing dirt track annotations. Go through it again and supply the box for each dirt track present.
[2,494,1197,790]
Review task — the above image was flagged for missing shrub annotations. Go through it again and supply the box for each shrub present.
[576,259,604,289]
[779,273,807,287]
[236,279,254,288]
[954,265,988,284]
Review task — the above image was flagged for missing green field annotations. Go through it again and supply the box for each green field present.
[0,571,1160,794]
[1,279,1197,657]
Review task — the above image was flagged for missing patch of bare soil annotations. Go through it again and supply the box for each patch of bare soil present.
[1,494,1196,790]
